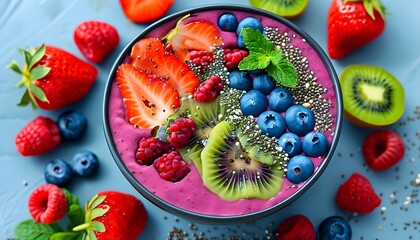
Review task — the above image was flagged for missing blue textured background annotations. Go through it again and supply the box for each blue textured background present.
[1,0,419,239]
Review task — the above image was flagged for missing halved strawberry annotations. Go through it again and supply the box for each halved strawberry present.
[130,38,199,96]
[163,16,223,61]
[119,0,175,23]
[116,64,181,129]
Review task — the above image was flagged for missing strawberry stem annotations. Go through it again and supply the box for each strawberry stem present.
[344,0,386,20]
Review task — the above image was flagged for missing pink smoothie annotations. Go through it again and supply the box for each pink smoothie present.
[108,9,338,216]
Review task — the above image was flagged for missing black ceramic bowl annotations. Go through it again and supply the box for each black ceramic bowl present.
[103,5,342,224]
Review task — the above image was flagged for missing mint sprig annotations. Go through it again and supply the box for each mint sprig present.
[238,28,298,88]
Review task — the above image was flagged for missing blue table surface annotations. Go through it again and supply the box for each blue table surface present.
[1,0,419,239]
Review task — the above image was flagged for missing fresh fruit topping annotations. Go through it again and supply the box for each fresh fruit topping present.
[44,159,74,187]
[28,184,67,224]
[327,0,387,59]
[74,191,147,239]
[340,65,404,127]
[223,49,249,71]
[268,87,294,113]
[302,132,329,157]
[130,38,200,96]
[240,90,268,117]
[74,20,119,63]
[278,132,302,158]
[236,17,264,48]
[135,137,172,165]
[336,173,381,214]
[57,110,88,140]
[154,151,190,182]
[167,118,196,149]
[251,0,310,19]
[118,0,175,23]
[71,151,99,177]
[15,116,61,156]
[285,105,315,136]
[218,13,238,32]
[193,75,224,103]
[318,216,352,240]
[228,70,252,91]
[362,130,405,171]
[163,16,223,61]
[252,73,276,95]
[8,44,97,110]
[257,110,286,138]
[201,121,284,200]
[116,64,181,129]
[275,214,316,240]
[238,28,298,88]
[286,155,314,184]
[188,49,215,73]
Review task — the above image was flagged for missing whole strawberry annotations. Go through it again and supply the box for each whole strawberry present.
[327,0,386,59]
[73,191,147,240]
[15,116,61,156]
[74,20,119,63]
[336,173,381,214]
[8,44,97,110]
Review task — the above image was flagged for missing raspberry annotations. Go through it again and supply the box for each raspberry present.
[28,184,67,224]
[154,151,190,182]
[275,215,316,240]
[135,137,172,165]
[193,75,224,102]
[189,50,214,69]
[223,49,249,70]
[167,118,196,149]
[336,173,381,214]
[362,130,405,171]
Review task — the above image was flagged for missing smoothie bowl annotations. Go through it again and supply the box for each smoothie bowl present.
[103,5,342,224]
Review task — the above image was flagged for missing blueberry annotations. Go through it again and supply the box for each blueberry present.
[284,105,315,136]
[218,13,238,32]
[257,111,286,138]
[253,74,276,95]
[302,132,329,157]
[57,110,87,140]
[72,151,99,177]
[268,87,294,113]
[318,216,352,240]
[229,71,252,91]
[44,159,73,186]
[236,17,263,48]
[278,132,302,158]
[248,69,264,76]
[286,155,314,184]
[240,90,268,117]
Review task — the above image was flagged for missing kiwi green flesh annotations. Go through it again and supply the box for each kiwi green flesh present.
[340,65,405,127]
[250,0,309,18]
[201,121,283,201]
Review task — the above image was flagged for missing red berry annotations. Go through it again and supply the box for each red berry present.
[15,116,61,156]
[167,118,196,149]
[193,75,224,102]
[362,130,405,171]
[154,151,190,182]
[188,50,214,73]
[275,215,316,240]
[135,137,172,165]
[74,20,119,63]
[223,49,249,70]
[336,173,381,214]
[28,184,67,224]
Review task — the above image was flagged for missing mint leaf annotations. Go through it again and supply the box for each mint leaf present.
[61,188,86,230]
[14,219,59,240]
[267,58,298,88]
[241,28,273,55]
[50,231,83,240]
[239,53,270,70]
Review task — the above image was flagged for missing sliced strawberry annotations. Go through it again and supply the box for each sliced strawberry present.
[116,64,181,129]
[119,0,175,23]
[130,38,199,96]
[163,16,223,61]
[362,130,405,171]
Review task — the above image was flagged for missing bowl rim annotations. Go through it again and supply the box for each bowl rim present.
[102,4,343,224]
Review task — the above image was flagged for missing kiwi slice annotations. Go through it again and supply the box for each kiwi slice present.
[250,0,309,19]
[340,65,405,127]
[201,121,284,201]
